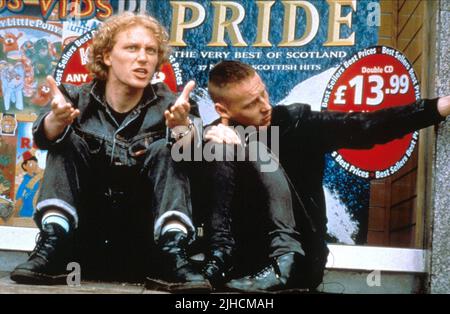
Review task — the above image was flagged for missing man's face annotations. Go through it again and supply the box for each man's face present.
[103,25,159,90]
[218,73,272,127]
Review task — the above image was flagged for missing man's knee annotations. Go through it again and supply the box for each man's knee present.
[143,138,187,175]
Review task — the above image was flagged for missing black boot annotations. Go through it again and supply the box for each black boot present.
[146,231,212,293]
[225,252,307,293]
[202,249,233,289]
[10,223,72,285]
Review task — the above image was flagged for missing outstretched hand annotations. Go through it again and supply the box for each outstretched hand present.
[46,76,80,127]
[165,81,195,129]
[43,76,80,141]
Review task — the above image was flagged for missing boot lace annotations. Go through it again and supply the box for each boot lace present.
[29,231,58,261]
[254,265,277,280]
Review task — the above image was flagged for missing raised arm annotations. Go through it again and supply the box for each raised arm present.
[165,81,199,147]
[286,98,446,152]
[43,76,80,141]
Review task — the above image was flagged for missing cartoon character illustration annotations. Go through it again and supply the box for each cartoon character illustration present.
[20,40,34,59]
[12,61,25,109]
[30,38,56,78]
[0,60,25,111]
[20,56,37,98]
[15,151,43,218]
[48,40,61,59]
[0,113,18,136]
[0,32,23,56]
[0,61,16,111]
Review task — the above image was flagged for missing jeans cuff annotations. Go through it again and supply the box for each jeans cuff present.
[154,210,196,243]
[35,198,78,229]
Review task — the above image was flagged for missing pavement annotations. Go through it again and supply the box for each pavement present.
[0,271,166,294]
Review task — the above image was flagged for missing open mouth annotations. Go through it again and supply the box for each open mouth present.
[133,68,149,77]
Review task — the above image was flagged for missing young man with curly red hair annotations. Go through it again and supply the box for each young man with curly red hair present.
[10,12,210,292]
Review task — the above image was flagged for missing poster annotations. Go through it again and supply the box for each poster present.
[0,11,62,116]
[147,0,381,244]
[0,0,416,246]
[14,121,46,220]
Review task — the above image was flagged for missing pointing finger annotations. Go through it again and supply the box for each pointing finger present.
[46,75,63,98]
[180,80,195,101]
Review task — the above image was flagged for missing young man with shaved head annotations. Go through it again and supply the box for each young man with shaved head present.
[201,60,450,292]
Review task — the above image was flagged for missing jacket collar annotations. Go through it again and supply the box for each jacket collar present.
[89,79,157,110]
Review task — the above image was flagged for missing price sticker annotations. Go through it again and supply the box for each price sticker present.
[321,46,421,179]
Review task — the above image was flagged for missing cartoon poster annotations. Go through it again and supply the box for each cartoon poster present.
[0,14,62,116]
[13,121,46,222]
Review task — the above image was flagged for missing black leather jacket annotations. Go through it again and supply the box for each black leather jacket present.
[270,98,443,247]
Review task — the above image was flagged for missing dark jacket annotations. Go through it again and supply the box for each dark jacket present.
[31,80,201,281]
[271,99,443,250]
[32,80,200,168]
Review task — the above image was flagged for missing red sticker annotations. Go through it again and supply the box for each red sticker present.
[321,46,420,179]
